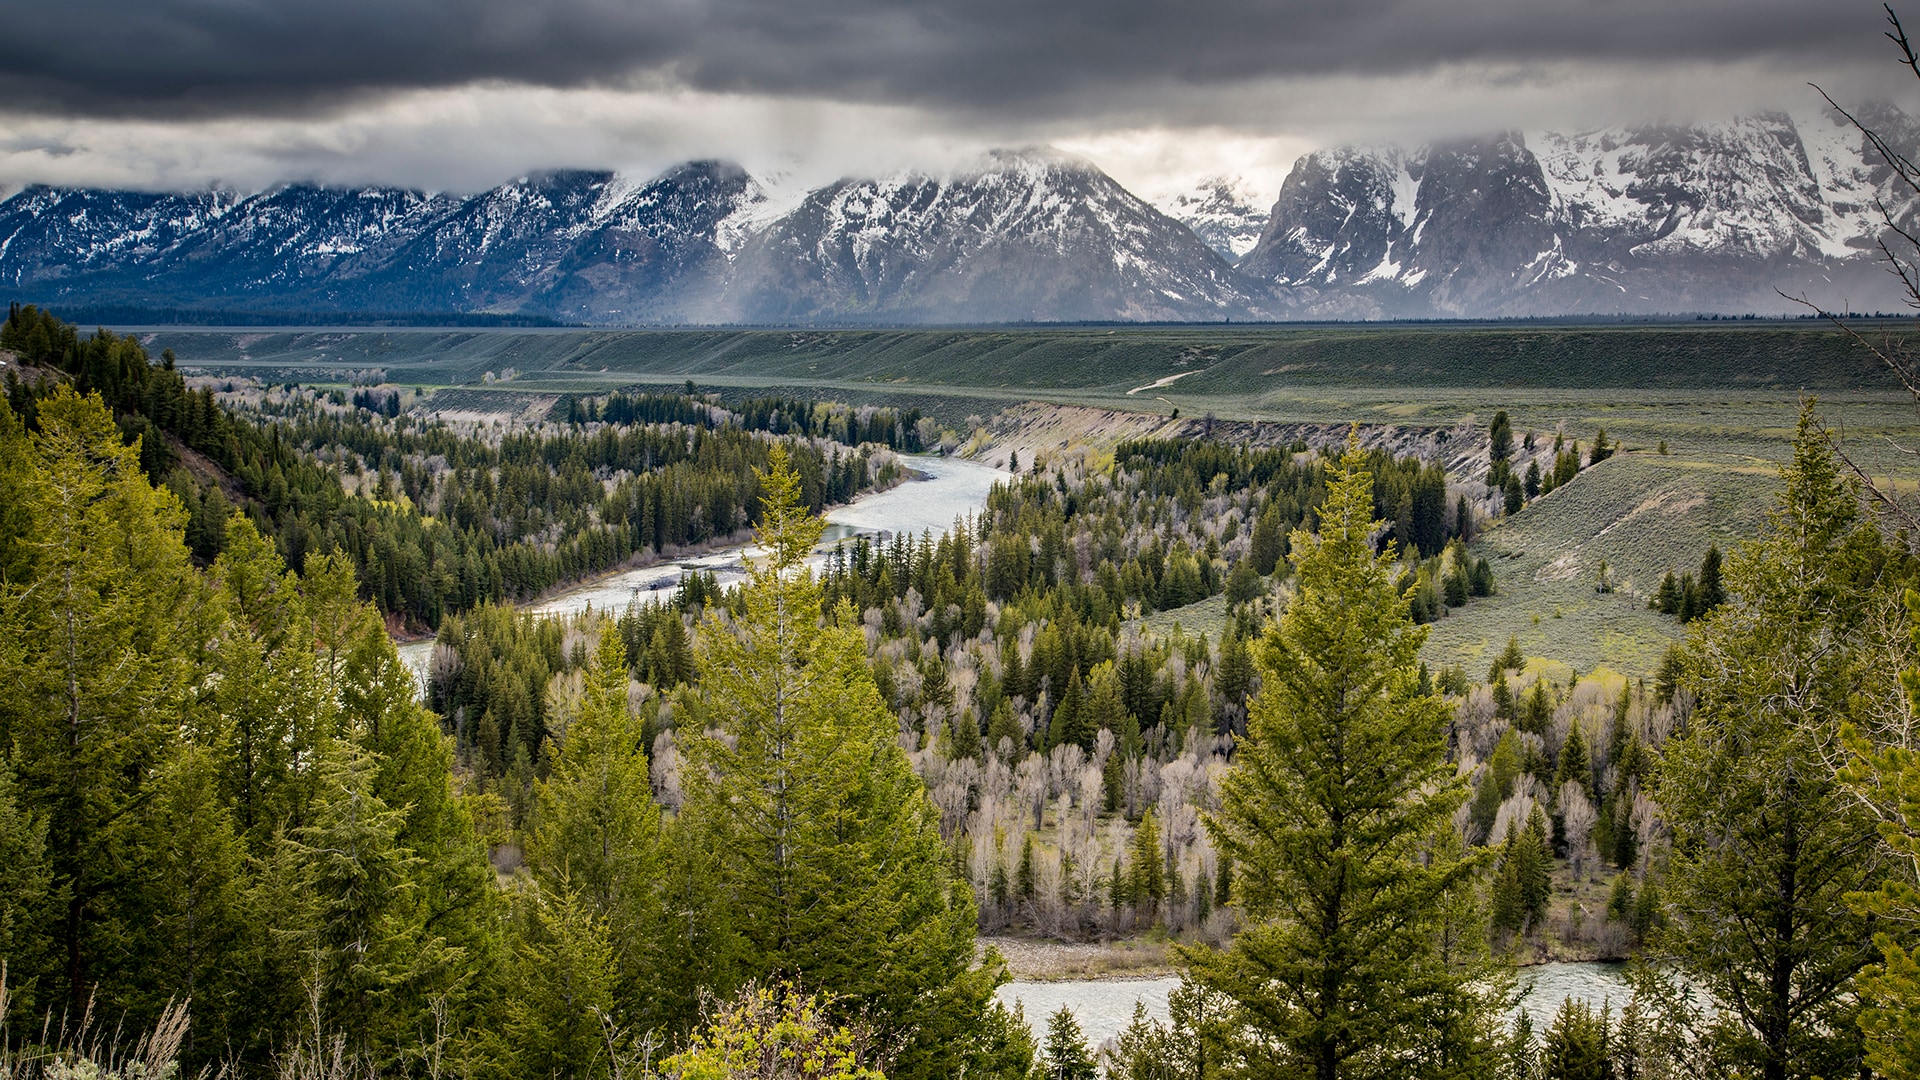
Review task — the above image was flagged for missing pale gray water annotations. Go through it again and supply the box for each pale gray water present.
[525,454,1007,622]
[997,962,1632,1057]
[395,454,1009,697]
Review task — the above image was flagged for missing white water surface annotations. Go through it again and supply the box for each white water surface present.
[997,962,1632,1057]
[397,455,1009,696]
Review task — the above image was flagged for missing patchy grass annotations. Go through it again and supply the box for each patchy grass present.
[1423,451,1780,677]
[1137,594,1234,644]
[978,936,1176,980]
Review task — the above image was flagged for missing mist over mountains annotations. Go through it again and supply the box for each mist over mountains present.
[2,109,1913,324]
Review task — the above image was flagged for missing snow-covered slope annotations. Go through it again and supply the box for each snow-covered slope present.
[5,112,1918,323]
[1156,176,1268,263]
[723,147,1260,323]
[1238,108,1920,316]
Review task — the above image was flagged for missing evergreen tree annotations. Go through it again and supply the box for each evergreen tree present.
[1506,1010,1537,1080]
[1539,998,1611,1080]
[0,761,53,1012]
[1248,504,1286,577]
[1555,720,1590,796]
[1519,678,1553,735]
[1518,808,1554,929]
[208,515,332,851]
[1495,635,1525,675]
[1224,559,1263,606]
[1695,543,1725,613]
[527,622,667,1028]
[1130,810,1167,917]
[682,446,998,1079]
[0,387,210,1014]
[1489,410,1514,463]
[121,743,250,1059]
[272,737,434,1065]
[1042,1007,1099,1080]
[1645,404,1885,1080]
[1186,434,1500,1080]
[1838,589,1920,1078]
[493,884,621,1080]
[1489,835,1527,937]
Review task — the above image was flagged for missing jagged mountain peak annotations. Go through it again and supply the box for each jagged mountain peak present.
[720,146,1258,323]
[1157,175,1269,262]
[1239,109,1918,316]
[7,111,1920,323]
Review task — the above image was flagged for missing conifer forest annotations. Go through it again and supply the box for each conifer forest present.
[5,288,1920,1080]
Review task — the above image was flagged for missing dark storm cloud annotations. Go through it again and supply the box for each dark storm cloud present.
[0,0,1886,120]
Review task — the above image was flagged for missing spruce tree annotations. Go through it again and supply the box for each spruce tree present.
[1646,404,1885,1080]
[1129,810,1167,917]
[1042,1007,1099,1080]
[1489,410,1513,462]
[122,743,249,1058]
[527,622,666,1027]
[1540,998,1611,1080]
[1248,504,1286,577]
[1186,433,1500,1080]
[0,761,52,1012]
[493,884,621,1080]
[1839,594,1920,1077]
[683,446,998,1079]
[208,515,331,850]
[0,387,210,1014]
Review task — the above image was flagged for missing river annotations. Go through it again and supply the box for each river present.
[397,454,1011,694]
[395,453,1633,1048]
[996,962,1632,1055]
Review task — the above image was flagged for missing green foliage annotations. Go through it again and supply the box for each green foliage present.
[2,307,890,631]
[1187,433,1502,1078]
[663,982,885,1080]
[1539,998,1611,1080]
[1105,982,1236,1080]
[526,622,670,1032]
[683,446,997,1079]
[492,884,621,1080]
[1837,587,1920,1077]
[0,386,207,1016]
[1646,403,1890,1079]
[1490,411,1514,463]
[1041,1007,1097,1080]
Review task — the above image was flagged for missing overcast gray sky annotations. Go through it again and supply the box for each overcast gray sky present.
[0,0,1909,202]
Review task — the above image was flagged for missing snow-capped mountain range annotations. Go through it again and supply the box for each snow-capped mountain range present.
[2,109,1914,324]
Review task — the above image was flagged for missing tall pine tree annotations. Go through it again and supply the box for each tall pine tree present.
[681,445,1000,1080]
[1186,432,1501,1080]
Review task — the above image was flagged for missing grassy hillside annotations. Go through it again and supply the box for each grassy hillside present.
[135,322,1898,396]
[1422,450,1780,677]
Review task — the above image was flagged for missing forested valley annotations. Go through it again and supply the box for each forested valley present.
[3,307,1920,1080]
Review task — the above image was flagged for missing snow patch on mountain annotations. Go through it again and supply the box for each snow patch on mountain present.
[1154,175,1267,262]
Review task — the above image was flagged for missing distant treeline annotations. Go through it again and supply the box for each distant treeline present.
[561,388,927,451]
[47,304,571,327]
[1,305,897,628]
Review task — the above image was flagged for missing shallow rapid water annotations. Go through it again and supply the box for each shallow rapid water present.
[395,454,1010,697]
[996,962,1633,1056]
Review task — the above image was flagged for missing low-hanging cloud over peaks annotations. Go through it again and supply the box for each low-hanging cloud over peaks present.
[0,0,1885,120]
[0,0,1907,200]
